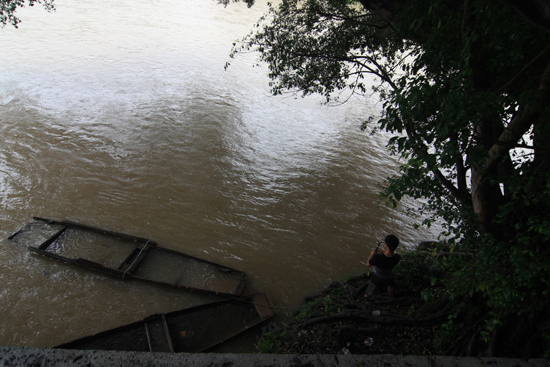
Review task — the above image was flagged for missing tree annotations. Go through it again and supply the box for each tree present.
[500,0,550,31]
[229,0,550,357]
[1,0,54,28]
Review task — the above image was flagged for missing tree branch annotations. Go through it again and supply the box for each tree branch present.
[496,42,550,94]
[487,57,550,166]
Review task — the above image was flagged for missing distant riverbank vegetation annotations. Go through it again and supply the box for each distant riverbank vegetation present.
[225,0,550,358]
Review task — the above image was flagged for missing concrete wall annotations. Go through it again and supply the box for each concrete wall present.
[1,346,549,367]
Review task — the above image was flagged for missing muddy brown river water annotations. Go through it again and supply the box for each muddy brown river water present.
[0,0,440,351]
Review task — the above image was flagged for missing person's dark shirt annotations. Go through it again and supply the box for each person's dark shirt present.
[370,253,401,281]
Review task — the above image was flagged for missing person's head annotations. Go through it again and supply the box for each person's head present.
[384,234,399,252]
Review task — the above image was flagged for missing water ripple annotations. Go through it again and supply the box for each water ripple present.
[0,0,442,349]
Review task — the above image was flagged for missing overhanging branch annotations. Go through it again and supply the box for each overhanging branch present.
[487,57,550,167]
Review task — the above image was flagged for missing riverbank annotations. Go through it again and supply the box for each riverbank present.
[254,246,549,358]
[256,272,442,355]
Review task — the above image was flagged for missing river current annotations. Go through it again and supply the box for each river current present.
[0,0,439,351]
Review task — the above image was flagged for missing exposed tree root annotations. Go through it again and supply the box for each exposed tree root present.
[259,273,550,357]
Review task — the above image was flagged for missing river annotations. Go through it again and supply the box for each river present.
[0,0,439,352]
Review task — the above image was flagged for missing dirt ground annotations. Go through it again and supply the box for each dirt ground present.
[260,273,446,355]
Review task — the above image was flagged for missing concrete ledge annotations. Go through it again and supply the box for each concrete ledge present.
[1,346,548,367]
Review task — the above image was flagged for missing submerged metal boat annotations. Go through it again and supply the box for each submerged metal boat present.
[9,217,247,296]
[55,292,275,353]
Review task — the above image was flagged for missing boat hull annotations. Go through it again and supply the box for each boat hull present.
[55,293,275,353]
[9,217,247,296]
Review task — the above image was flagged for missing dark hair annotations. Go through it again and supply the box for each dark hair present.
[385,234,399,252]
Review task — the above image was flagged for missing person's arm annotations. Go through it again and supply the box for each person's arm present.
[366,250,376,267]
[366,248,384,267]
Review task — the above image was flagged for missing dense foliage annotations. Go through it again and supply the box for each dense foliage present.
[230,0,550,357]
[0,0,54,27]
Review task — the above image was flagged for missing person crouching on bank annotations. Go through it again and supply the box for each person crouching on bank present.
[365,234,401,298]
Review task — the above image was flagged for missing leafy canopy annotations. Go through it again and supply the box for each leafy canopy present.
[230,0,550,352]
